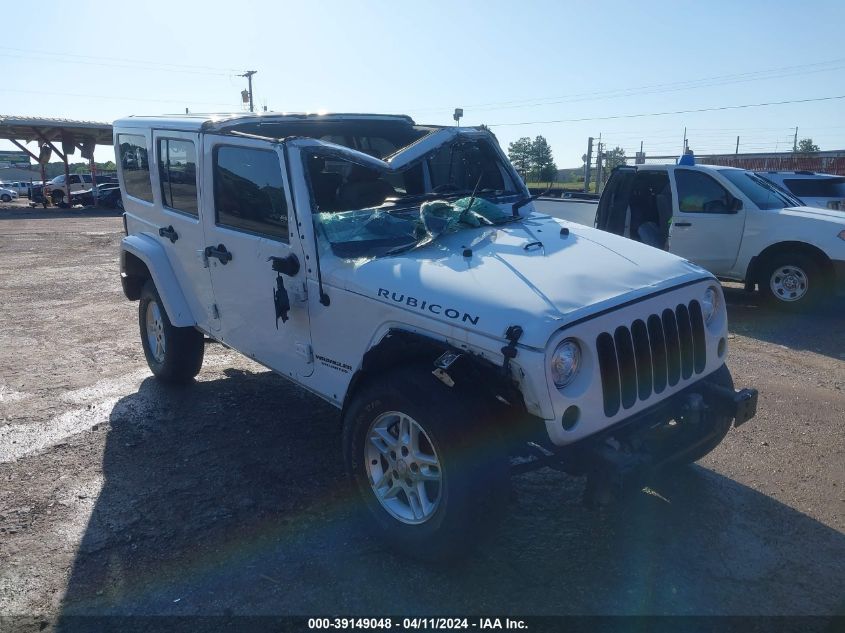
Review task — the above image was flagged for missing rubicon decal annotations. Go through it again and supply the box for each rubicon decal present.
[377,288,480,325]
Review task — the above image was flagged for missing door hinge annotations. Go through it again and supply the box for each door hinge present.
[292,281,308,303]
[295,343,313,364]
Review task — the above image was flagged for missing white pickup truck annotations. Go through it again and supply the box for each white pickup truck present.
[538,161,845,310]
[116,113,757,559]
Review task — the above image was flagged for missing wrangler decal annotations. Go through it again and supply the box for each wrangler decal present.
[376,288,480,325]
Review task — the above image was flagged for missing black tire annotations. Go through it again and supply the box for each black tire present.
[758,251,826,311]
[343,367,509,561]
[51,190,64,204]
[0,194,10,203]
[138,280,204,383]
[671,364,735,466]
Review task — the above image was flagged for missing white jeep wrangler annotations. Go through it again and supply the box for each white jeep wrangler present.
[116,113,757,559]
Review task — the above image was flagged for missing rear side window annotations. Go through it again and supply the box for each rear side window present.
[783,177,845,198]
[82,175,93,183]
[158,139,198,215]
[118,134,153,202]
[675,169,732,213]
[213,146,288,241]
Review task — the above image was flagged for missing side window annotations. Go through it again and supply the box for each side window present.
[675,169,732,214]
[69,175,81,185]
[118,134,153,202]
[213,146,288,241]
[158,138,198,215]
[82,175,93,184]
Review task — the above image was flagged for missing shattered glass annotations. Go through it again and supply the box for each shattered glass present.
[316,196,516,259]
[304,132,523,259]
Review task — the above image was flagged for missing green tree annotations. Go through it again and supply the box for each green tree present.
[507,137,532,177]
[530,135,557,182]
[796,138,819,153]
[603,146,627,174]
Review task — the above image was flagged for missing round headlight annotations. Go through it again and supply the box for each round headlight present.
[702,285,719,324]
[551,339,581,389]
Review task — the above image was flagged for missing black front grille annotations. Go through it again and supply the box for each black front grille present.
[597,300,707,417]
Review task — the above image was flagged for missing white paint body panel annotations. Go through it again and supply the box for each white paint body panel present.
[532,198,598,227]
[116,114,733,447]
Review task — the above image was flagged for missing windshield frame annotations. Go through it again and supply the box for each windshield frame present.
[293,129,527,259]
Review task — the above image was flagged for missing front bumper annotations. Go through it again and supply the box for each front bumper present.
[519,366,758,483]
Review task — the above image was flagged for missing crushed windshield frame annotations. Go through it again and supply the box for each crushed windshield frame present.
[302,135,523,259]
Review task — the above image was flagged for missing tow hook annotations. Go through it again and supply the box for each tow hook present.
[583,442,652,508]
[701,382,759,427]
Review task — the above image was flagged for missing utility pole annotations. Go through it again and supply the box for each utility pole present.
[793,126,798,152]
[583,136,593,193]
[735,136,740,155]
[240,70,257,113]
[682,126,687,155]
[595,135,604,194]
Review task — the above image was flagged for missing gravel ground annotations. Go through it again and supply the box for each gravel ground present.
[0,207,843,624]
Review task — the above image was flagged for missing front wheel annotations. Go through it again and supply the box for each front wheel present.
[138,280,204,383]
[759,252,826,310]
[343,367,509,561]
[0,194,10,202]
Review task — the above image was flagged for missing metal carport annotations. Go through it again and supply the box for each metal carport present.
[0,116,113,205]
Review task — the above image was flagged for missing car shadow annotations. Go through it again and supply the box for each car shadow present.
[723,286,845,360]
[56,370,845,623]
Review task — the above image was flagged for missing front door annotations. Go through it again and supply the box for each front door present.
[667,168,746,273]
[200,135,313,378]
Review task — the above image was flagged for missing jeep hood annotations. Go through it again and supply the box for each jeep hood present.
[325,213,711,349]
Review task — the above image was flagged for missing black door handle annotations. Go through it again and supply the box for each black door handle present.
[268,254,300,276]
[158,225,178,243]
[673,222,692,227]
[205,243,232,264]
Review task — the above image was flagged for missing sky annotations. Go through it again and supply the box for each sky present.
[2,0,845,168]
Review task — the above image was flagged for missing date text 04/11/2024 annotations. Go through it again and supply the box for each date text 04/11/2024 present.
[307,617,528,629]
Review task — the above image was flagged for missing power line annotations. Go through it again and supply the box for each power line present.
[0,45,242,74]
[0,51,235,77]
[414,57,845,114]
[3,88,238,108]
[486,95,845,127]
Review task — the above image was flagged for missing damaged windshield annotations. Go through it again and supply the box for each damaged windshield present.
[306,137,522,258]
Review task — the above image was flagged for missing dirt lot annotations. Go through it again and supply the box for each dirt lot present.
[0,206,843,623]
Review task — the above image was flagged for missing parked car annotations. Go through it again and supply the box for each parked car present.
[0,186,19,202]
[116,113,757,559]
[756,171,845,211]
[70,183,122,207]
[2,181,32,197]
[576,160,843,310]
[45,173,94,203]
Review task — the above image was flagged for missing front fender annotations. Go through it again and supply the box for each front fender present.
[121,234,195,327]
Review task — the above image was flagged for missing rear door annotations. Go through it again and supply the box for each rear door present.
[119,129,217,330]
[200,135,314,378]
[595,166,637,234]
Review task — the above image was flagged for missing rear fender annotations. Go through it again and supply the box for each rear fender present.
[120,234,195,327]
